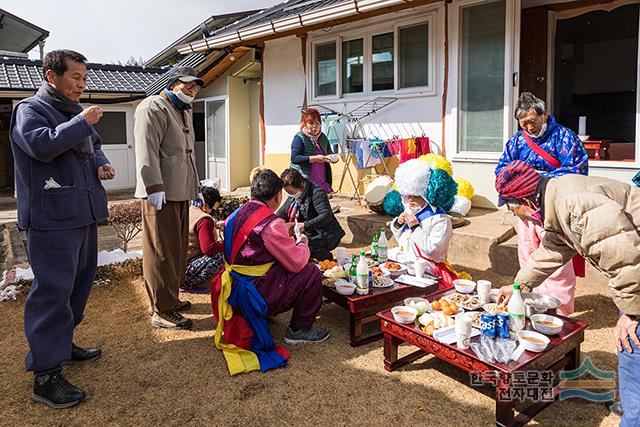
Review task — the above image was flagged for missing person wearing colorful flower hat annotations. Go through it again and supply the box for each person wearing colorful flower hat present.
[389,158,459,287]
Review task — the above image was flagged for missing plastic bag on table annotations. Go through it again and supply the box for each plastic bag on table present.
[493,338,517,364]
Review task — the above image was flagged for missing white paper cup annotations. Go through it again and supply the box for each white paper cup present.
[414,259,428,278]
[455,314,473,349]
[335,247,348,265]
[477,280,492,304]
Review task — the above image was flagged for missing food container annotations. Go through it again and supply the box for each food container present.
[335,283,356,295]
[453,279,476,294]
[328,153,340,163]
[391,306,418,324]
[530,314,564,335]
[404,297,430,315]
[517,330,550,352]
[522,293,560,318]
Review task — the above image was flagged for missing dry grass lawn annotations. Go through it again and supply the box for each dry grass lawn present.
[0,265,623,426]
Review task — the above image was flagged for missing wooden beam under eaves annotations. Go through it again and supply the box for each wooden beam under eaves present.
[200,47,251,86]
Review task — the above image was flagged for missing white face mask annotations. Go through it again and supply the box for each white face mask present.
[527,122,547,139]
[401,196,424,215]
[175,90,195,104]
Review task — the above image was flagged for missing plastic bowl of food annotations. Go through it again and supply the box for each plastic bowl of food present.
[453,279,476,294]
[517,330,550,353]
[404,297,430,315]
[578,135,590,142]
[391,306,418,324]
[530,314,564,335]
[335,283,356,296]
[328,153,340,163]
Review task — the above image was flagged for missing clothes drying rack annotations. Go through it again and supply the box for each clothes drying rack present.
[301,97,397,200]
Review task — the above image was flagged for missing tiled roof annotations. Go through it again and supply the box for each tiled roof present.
[144,53,209,95]
[208,0,344,37]
[0,58,165,94]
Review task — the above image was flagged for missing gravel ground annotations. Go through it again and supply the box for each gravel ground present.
[0,267,622,426]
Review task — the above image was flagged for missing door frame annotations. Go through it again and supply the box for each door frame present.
[449,0,521,161]
[88,103,136,189]
[202,95,229,192]
[546,0,640,165]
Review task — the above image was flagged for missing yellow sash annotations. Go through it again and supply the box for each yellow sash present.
[443,260,472,281]
[215,261,274,376]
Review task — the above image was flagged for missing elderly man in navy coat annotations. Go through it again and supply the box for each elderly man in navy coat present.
[10,50,115,408]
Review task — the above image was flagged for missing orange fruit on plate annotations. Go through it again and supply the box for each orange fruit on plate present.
[431,301,441,311]
[442,307,453,316]
[450,304,459,314]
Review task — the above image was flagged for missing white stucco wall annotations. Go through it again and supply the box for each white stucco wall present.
[263,36,307,154]
[263,5,447,155]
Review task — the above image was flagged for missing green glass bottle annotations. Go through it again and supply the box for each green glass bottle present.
[371,230,379,262]
[349,254,358,283]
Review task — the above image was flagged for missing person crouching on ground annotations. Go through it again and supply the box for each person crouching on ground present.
[390,159,460,287]
[181,182,225,293]
[211,170,329,375]
[495,160,640,426]
[10,49,115,408]
[277,168,345,261]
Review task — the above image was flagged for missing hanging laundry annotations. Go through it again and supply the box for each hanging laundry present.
[322,115,347,155]
[355,140,381,169]
[397,136,431,163]
[415,136,431,156]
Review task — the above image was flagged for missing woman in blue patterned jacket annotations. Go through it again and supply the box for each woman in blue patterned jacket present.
[495,92,588,316]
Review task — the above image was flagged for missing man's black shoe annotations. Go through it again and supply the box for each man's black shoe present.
[32,372,85,409]
[65,344,101,365]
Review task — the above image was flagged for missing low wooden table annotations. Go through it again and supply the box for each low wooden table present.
[378,290,588,426]
[323,280,441,347]
[582,139,610,160]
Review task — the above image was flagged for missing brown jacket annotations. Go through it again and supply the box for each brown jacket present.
[134,93,198,201]
[516,174,640,315]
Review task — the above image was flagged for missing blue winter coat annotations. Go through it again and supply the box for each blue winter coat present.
[10,95,109,230]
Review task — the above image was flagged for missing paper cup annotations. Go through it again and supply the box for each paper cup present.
[477,280,492,304]
[414,259,428,278]
[335,247,348,265]
[455,314,473,349]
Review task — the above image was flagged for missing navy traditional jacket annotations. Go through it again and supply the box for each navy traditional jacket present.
[10,95,109,230]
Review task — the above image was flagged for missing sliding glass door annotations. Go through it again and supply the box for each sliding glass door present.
[456,0,519,155]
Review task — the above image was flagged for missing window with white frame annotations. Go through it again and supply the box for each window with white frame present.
[311,14,435,99]
[315,41,337,96]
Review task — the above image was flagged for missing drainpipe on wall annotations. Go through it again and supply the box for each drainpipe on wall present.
[258,44,266,166]
[441,0,451,158]
[299,33,308,108]
[38,40,45,60]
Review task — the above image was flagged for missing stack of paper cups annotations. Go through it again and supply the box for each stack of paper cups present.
[455,314,473,349]
[477,280,492,305]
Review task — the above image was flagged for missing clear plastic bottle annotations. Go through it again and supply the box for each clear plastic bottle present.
[377,227,388,262]
[356,251,369,295]
[508,282,526,332]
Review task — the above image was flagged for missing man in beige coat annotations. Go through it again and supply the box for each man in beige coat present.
[134,67,201,329]
[495,160,639,424]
